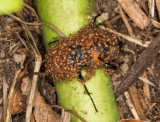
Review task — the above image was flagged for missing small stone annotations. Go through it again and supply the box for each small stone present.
[96,12,109,24]
[0,50,5,58]
[120,63,129,73]
[13,54,23,64]
[124,55,130,63]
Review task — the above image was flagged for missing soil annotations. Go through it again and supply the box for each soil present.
[0,0,160,122]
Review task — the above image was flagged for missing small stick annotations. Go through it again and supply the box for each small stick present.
[148,0,155,18]
[139,77,155,87]
[52,105,87,122]
[142,72,151,101]
[25,56,42,122]
[24,3,40,21]
[118,4,135,37]
[124,91,140,119]
[3,76,8,122]
[156,0,160,20]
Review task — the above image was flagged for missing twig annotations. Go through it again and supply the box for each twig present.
[52,105,87,122]
[148,0,155,18]
[100,26,150,47]
[142,72,151,101]
[3,76,8,122]
[156,0,160,20]
[8,14,66,38]
[124,91,140,119]
[146,103,156,115]
[25,55,42,122]
[16,33,30,51]
[110,15,121,24]
[116,34,160,95]
[14,11,42,122]
[143,31,151,44]
[118,4,135,37]
[139,77,155,87]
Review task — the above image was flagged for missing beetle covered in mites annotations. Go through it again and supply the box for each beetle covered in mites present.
[45,25,120,82]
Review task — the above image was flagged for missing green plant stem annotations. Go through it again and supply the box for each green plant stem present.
[56,69,120,122]
[0,0,23,14]
[36,0,96,50]
[36,0,120,121]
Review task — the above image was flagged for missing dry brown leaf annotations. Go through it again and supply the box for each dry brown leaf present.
[117,0,149,29]
[20,75,61,122]
[9,88,26,115]
[33,90,61,122]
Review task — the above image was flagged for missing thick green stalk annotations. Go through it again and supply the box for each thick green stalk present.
[36,0,96,50]
[36,0,120,121]
[56,69,120,122]
[0,0,23,14]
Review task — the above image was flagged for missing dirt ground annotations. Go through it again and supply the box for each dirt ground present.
[0,0,160,122]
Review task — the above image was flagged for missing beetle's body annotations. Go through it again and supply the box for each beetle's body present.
[45,25,119,82]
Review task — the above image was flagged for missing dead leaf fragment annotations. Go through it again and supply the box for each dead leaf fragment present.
[9,88,26,115]
[117,0,149,29]
[33,90,61,122]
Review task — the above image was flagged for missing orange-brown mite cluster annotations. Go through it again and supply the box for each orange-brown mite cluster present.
[45,25,120,82]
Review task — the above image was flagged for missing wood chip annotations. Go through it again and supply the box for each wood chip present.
[124,91,140,119]
[129,85,146,120]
